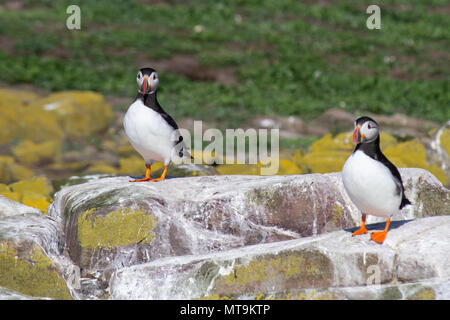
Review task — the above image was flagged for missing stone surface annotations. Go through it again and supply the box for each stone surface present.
[1,167,448,300]
[44,168,449,299]
[109,216,450,299]
[0,195,73,299]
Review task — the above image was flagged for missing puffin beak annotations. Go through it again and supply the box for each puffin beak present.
[352,125,361,144]
[141,75,150,94]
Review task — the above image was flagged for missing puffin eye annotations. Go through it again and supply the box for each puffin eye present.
[368,123,372,129]
[137,73,141,79]
[153,74,157,80]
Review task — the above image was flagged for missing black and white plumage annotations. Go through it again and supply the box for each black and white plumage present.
[342,116,411,243]
[123,68,189,182]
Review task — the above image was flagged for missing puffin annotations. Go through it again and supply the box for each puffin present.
[123,67,189,182]
[342,116,411,243]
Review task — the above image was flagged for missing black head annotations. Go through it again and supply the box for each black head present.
[136,67,159,95]
[352,116,379,144]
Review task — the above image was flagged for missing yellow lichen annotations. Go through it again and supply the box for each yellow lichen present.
[85,161,118,175]
[34,91,113,139]
[216,163,261,175]
[12,139,62,166]
[18,106,64,143]
[0,241,72,299]
[408,287,436,300]
[119,157,145,176]
[384,139,447,185]
[8,177,54,213]
[440,129,450,157]
[78,208,157,249]
[213,251,332,294]
[0,156,34,184]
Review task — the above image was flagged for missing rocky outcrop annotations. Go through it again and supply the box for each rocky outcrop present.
[109,215,450,300]
[0,196,72,299]
[44,168,448,299]
[1,168,448,299]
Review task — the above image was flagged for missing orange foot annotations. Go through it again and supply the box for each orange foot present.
[129,165,152,182]
[370,231,387,243]
[352,215,368,236]
[352,226,368,236]
[370,218,391,244]
[150,165,168,182]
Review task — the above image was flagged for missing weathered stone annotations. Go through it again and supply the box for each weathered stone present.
[108,216,450,299]
[45,168,449,299]
[0,196,73,299]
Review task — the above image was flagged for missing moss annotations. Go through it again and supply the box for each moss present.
[213,250,333,295]
[78,208,157,249]
[12,140,62,166]
[0,241,72,299]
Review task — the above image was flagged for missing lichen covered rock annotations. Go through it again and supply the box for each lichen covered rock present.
[35,91,113,139]
[78,208,157,249]
[0,156,34,184]
[5,177,54,213]
[12,139,62,166]
[0,240,71,300]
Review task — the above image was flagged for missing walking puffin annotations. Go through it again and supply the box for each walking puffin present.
[124,67,189,182]
[342,116,411,243]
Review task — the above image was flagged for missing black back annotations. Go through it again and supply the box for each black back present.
[354,133,411,209]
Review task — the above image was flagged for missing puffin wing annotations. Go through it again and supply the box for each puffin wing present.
[376,152,411,209]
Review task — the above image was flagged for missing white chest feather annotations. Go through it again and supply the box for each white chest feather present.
[342,150,401,217]
[123,100,176,164]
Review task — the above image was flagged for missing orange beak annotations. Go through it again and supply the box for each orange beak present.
[141,75,150,94]
[352,125,361,144]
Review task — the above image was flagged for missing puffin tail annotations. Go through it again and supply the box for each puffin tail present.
[400,196,411,209]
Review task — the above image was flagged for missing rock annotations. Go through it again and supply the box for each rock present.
[367,113,439,139]
[0,155,34,184]
[306,108,355,136]
[0,89,41,145]
[109,216,450,299]
[12,139,62,166]
[35,91,114,139]
[0,196,73,299]
[49,168,448,277]
[7,177,55,213]
[0,240,72,300]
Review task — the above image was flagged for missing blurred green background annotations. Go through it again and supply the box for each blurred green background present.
[0,0,449,212]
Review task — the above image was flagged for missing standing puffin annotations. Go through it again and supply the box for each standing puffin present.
[124,67,189,182]
[342,116,411,243]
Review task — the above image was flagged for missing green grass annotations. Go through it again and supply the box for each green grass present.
[0,0,448,128]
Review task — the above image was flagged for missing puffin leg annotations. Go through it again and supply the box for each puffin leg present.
[129,164,152,182]
[370,218,390,244]
[352,214,368,236]
[150,165,168,182]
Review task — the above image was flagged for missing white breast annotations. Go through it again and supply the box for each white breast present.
[342,150,401,218]
[123,100,176,165]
